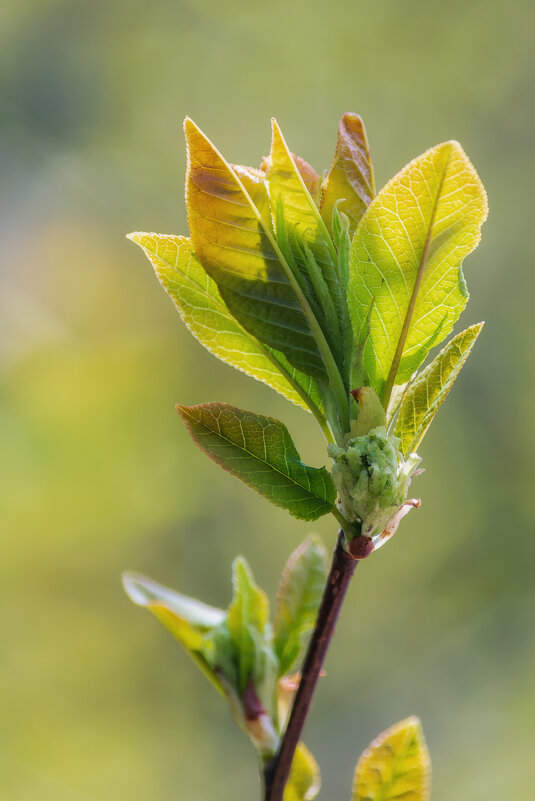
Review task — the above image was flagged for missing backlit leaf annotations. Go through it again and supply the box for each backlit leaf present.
[127,232,324,420]
[122,572,226,694]
[227,557,270,693]
[348,140,488,405]
[321,113,375,237]
[266,121,345,359]
[284,742,321,801]
[184,118,327,380]
[395,322,483,455]
[274,535,327,675]
[177,402,336,521]
[352,716,430,801]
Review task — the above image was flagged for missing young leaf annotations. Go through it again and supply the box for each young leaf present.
[127,232,325,422]
[274,535,327,675]
[352,716,430,801]
[184,118,327,381]
[320,112,375,237]
[283,742,321,801]
[266,122,344,343]
[348,140,488,405]
[395,322,484,455]
[122,572,226,694]
[177,402,336,521]
[266,119,336,268]
[226,557,270,693]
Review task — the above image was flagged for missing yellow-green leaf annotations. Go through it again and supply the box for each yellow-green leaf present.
[395,322,484,455]
[274,535,327,675]
[284,742,321,801]
[184,117,326,381]
[321,112,375,236]
[266,119,335,265]
[352,716,430,801]
[348,140,488,405]
[122,572,226,694]
[127,232,324,420]
[265,119,352,405]
[177,402,337,521]
[227,557,270,692]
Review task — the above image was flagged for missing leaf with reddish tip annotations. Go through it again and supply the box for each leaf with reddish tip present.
[352,716,431,801]
[321,112,375,236]
[177,402,336,521]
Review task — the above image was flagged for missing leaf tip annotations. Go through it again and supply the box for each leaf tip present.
[122,571,152,607]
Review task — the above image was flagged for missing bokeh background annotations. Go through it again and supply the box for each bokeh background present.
[1,0,534,799]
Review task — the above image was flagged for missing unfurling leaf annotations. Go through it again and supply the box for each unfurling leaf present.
[348,140,488,405]
[320,112,375,237]
[274,535,327,675]
[177,402,336,521]
[184,117,327,380]
[227,557,270,692]
[127,232,324,420]
[395,322,484,455]
[265,120,349,386]
[352,716,430,801]
[284,742,321,801]
[122,572,226,694]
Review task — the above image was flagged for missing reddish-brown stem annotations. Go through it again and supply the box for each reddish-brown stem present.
[263,531,358,801]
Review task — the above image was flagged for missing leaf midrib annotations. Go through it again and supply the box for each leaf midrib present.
[146,236,328,429]
[179,406,332,505]
[381,145,452,408]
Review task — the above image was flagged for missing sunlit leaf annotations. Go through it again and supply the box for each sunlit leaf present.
[226,557,270,692]
[122,572,226,694]
[395,322,484,455]
[266,120,345,361]
[320,112,375,237]
[348,140,488,405]
[127,232,324,420]
[184,117,327,380]
[177,402,336,521]
[352,716,430,801]
[284,742,321,801]
[274,535,327,675]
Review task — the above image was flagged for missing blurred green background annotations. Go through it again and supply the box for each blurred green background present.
[1,0,534,799]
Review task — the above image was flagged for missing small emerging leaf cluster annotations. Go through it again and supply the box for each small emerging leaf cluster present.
[129,112,487,554]
[124,536,326,793]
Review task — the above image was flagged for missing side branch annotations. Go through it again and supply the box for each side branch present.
[263,531,358,801]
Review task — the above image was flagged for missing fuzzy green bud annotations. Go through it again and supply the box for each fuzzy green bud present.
[328,427,421,547]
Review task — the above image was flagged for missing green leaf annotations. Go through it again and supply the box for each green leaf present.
[127,232,325,422]
[352,716,430,801]
[122,572,226,694]
[184,117,327,381]
[265,119,353,427]
[274,535,327,675]
[348,140,488,405]
[395,322,484,455]
[320,112,375,237]
[266,119,336,267]
[177,402,337,521]
[226,557,270,693]
[284,742,321,801]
